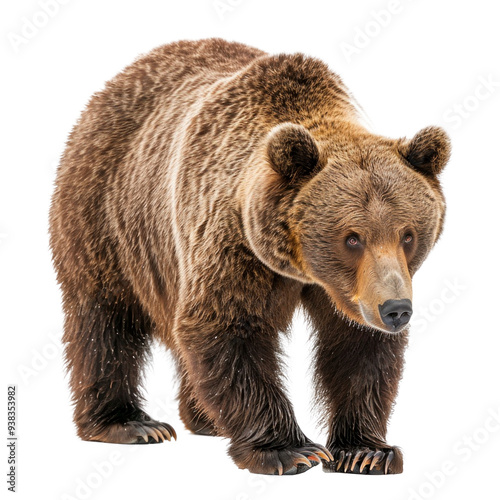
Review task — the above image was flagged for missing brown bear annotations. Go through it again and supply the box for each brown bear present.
[49,38,450,476]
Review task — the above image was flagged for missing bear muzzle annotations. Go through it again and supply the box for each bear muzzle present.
[354,246,413,333]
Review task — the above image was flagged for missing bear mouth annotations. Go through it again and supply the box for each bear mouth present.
[325,283,410,335]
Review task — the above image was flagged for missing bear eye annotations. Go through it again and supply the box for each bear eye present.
[403,233,413,244]
[346,235,360,248]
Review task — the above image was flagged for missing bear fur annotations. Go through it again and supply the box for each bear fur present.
[49,38,450,475]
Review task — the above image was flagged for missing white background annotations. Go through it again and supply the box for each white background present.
[1,0,499,499]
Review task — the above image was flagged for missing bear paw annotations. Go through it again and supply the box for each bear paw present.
[86,418,176,444]
[230,442,333,475]
[323,446,403,475]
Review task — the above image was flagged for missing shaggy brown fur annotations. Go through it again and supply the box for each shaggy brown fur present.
[49,38,450,475]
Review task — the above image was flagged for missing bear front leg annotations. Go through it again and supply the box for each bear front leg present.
[177,365,217,436]
[176,309,332,475]
[302,285,407,475]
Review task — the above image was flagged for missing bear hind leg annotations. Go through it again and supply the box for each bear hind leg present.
[63,294,176,444]
[177,369,216,436]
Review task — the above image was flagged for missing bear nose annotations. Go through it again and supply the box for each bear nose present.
[379,299,413,329]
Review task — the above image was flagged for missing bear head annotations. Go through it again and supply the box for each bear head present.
[241,122,451,334]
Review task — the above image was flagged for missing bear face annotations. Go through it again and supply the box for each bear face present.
[243,123,450,334]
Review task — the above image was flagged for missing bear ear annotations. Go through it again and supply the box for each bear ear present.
[398,126,451,177]
[266,123,321,182]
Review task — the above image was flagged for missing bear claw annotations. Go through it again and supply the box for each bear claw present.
[133,421,176,443]
[87,419,176,444]
[324,446,402,475]
[233,442,332,475]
